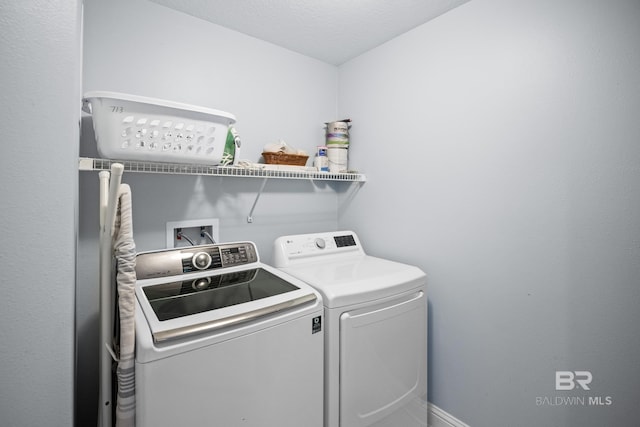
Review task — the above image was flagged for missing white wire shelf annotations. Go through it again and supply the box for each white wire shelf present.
[79,157,366,182]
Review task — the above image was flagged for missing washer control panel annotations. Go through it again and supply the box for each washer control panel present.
[182,243,258,272]
[136,242,259,280]
[220,244,257,267]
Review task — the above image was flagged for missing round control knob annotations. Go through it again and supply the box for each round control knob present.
[192,251,212,270]
[315,238,326,249]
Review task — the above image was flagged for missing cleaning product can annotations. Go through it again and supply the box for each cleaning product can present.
[327,146,348,172]
[325,121,350,147]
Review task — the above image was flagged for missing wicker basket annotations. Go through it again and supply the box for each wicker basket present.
[262,152,309,166]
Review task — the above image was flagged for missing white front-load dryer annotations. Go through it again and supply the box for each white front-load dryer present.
[273,231,427,427]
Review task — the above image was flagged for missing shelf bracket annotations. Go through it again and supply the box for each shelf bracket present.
[247,178,268,223]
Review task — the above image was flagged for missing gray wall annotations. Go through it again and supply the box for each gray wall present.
[0,1,82,426]
[338,0,640,425]
[76,0,342,424]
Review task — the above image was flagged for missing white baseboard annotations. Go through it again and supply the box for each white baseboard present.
[428,402,470,427]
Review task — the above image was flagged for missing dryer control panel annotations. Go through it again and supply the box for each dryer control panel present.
[136,242,259,280]
[272,230,365,266]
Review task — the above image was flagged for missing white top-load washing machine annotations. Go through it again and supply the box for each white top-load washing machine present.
[134,241,324,427]
[273,231,428,427]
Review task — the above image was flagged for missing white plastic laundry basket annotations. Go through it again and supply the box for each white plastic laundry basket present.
[83,91,236,165]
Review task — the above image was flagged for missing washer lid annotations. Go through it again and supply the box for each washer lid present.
[136,264,319,343]
[280,255,426,308]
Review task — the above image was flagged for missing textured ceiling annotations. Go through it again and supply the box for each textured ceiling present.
[148,0,471,65]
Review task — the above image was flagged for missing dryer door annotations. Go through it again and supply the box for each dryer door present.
[339,290,427,427]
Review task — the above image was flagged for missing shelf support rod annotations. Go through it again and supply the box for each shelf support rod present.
[247,178,268,223]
